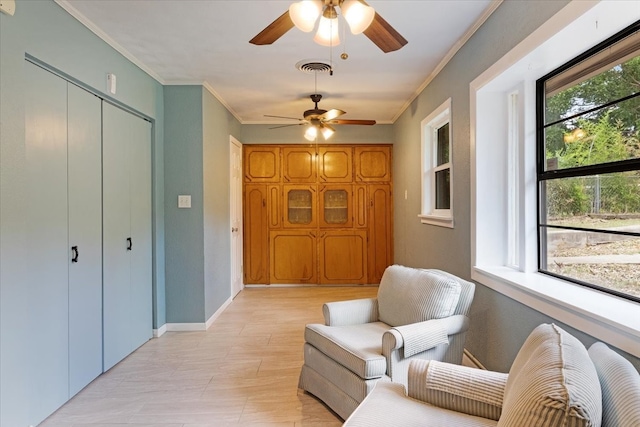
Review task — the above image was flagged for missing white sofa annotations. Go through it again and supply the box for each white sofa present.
[298,265,476,419]
[344,323,640,427]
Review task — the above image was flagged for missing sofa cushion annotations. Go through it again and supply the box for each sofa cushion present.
[588,342,640,427]
[305,322,389,379]
[377,265,461,327]
[498,323,602,427]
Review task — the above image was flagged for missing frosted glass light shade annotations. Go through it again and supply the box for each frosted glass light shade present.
[289,0,322,32]
[314,16,340,46]
[320,125,335,140]
[304,126,318,141]
[341,0,375,34]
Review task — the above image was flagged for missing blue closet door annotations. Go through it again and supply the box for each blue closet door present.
[102,102,152,371]
[25,61,69,425]
[67,83,103,396]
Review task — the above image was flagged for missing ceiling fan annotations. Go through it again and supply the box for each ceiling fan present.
[266,93,376,141]
[250,0,407,53]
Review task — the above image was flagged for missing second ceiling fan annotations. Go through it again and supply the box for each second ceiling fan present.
[267,93,376,141]
[250,0,407,53]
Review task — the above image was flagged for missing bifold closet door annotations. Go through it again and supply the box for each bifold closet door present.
[25,61,70,425]
[67,83,103,396]
[25,62,103,424]
[102,102,152,371]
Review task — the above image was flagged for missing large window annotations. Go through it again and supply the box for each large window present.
[420,99,453,227]
[537,23,640,302]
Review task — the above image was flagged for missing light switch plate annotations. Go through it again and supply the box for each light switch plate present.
[178,195,191,208]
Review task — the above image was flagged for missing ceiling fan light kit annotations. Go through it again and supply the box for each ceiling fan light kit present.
[254,0,406,52]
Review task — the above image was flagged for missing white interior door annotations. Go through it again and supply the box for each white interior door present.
[230,137,243,297]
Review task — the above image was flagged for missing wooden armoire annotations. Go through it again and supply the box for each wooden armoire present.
[243,144,393,285]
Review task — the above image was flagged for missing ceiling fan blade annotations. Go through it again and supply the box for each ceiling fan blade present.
[264,114,304,121]
[363,12,408,53]
[249,10,294,45]
[320,109,346,121]
[327,119,377,125]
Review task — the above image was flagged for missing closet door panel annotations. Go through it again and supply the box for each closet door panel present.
[128,116,153,350]
[102,103,133,371]
[67,83,103,396]
[24,62,69,424]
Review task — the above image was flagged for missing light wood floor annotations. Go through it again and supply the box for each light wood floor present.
[40,285,379,427]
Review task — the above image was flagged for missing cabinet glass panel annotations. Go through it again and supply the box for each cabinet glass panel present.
[287,189,312,224]
[323,189,348,224]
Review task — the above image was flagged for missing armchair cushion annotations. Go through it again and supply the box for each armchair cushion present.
[304,322,389,379]
[588,342,640,427]
[408,359,506,421]
[498,323,602,427]
[377,265,461,327]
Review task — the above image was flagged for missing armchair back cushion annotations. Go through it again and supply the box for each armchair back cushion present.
[588,342,640,427]
[377,265,461,327]
[498,323,602,427]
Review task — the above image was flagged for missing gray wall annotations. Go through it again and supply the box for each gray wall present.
[241,123,394,144]
[164,86,206,323]
[392,0,640,373]
[164,86,242,324]
[0,1,164,425]
[203,88,242,320]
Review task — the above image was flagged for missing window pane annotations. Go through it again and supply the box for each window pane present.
[288,189,312,224]
[435,168,450,209]
[542,229,640,298]
[542,172,640,222]
[436,123,449,166]
[543,95,640,172]
[544,33,640,123]
[324,189,348,224]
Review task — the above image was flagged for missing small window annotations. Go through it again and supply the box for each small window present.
[420,99,453,227]
[537,23,640,303]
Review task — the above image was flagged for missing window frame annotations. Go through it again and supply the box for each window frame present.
[536,22,640,303]
[420,98,454,228]
[470,1,640,359]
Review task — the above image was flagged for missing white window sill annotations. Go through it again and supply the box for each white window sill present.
[419,214,454,228]
[472,266,640,358]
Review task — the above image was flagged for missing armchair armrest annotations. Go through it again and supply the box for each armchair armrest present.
[382,315,469,357]
[323,298,378,326]
[408,359,507,421]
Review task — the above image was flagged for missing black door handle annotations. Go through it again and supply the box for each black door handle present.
[71,246,79,263]
[126,237,132,251]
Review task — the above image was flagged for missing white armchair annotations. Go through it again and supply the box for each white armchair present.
[298,265,476,419]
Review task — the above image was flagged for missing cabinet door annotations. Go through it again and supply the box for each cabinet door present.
[283,184,317,228]
[368,185,393,284]
[283,146,316,183]
[25,61,70,424]
[270,230,317,283]
[268,185,281,229]
[244,185,269,284]
[318,146,353,182]
[244,146,280,182]
[355,146,392,182]
[319,230,367,284]
[67,83,103,397]
[319,184,353,228]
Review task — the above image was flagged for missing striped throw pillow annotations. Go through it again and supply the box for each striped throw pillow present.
[588,342,640,427]
[498,323,602,427]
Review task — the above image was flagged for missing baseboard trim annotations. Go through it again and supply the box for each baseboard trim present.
[153,324,167,338]
[161,297,233,332]
[462,348,487,370]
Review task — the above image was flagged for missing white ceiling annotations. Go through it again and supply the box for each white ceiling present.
[58,0,499,125]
